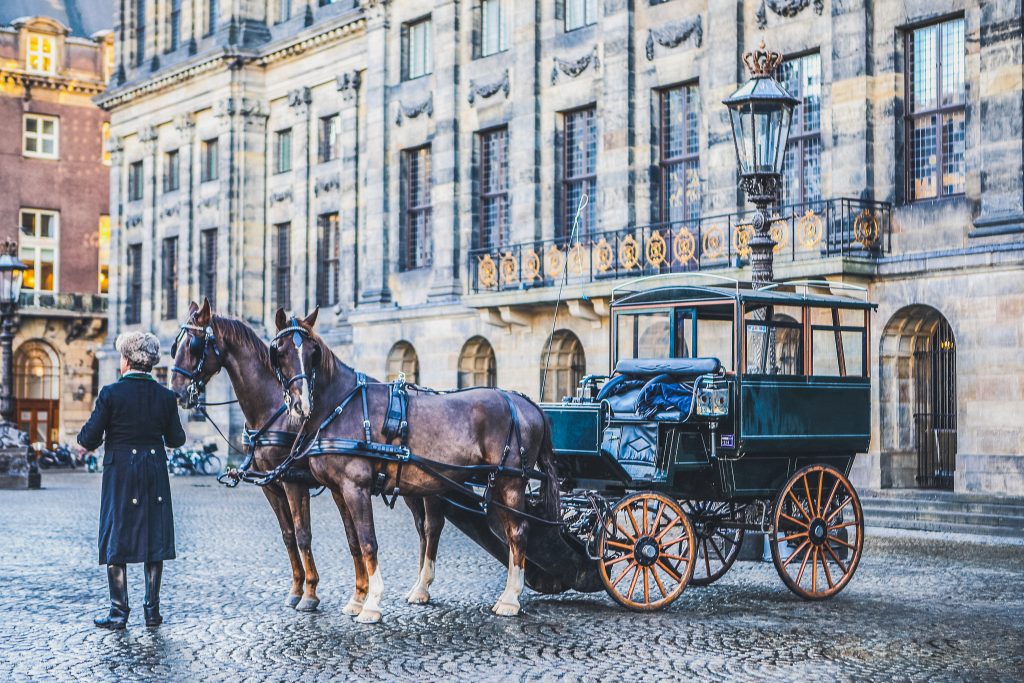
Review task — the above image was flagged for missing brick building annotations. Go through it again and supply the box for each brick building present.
[0,4,112,446]
[98,1,1022,495]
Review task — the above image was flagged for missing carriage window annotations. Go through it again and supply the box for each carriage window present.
[694,307,734,371]
[615,311,671,361]
[744,305,803,375]
[809,306,866,377]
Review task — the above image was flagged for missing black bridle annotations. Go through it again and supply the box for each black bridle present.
[171,314,221,408]
[270,317,319,415]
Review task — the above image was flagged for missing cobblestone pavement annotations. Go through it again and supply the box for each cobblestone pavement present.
[1,472,1022,682]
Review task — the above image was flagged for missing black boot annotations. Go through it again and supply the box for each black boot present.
[143,561,163,627]
[94,564,129,629]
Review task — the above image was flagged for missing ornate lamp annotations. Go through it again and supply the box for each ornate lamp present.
[723,42,799,287]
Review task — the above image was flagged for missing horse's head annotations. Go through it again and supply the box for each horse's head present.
[170,298,224,408]
[271,307,321,421]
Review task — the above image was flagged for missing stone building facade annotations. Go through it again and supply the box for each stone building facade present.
[0,10,112,446]
[98,0,1023,495]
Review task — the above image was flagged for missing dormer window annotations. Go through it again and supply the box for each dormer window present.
[27,33,56,74]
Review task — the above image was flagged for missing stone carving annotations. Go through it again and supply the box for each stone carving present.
[288,87,312,108]
[645,16,703,60]
[270,189,293,205]
[550,46,599,85]
[125,214,143,228]
[107,134,124,159]
[337,70,362,101]
[139,125,158,142]
[314,174,340,197]
[199,196,219,209]
[395,94,433,126]
[756,0,824,29]
[174,112,195,135]
[160,204,180,219]
[468,70,510,105]
[239,97,268,118]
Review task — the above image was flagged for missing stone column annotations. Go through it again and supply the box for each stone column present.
[428,1,460,300]
[174,112,196,310]
[236,97,269,324]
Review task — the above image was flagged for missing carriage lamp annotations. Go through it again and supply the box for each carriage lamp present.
[723,41,799,287]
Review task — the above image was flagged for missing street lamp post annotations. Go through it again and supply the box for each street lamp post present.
[0,239,32,488]
[723,42,800,288]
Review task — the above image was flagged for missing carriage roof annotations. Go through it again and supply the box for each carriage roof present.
[610,276,877,311]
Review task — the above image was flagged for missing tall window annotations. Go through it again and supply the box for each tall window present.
[659,84,700,223]
[19,210,59,294]
[458,337,497,388]
[163,150,180,192]
[316,213,341,306]
[200,229,218,308]
[126,243,143,324]
[26,33,55,74]
[480,0,508,56]
[541,330,585,402]
[778,53,822,206]
[128,161,144,201]
[201,138,218,182]
[278,0,291,22]
[907,18,966,200]
[386,341,419,384]
[23,115,58,159]
[565,0,598,31]
[102,122,111,165]
[272,223,291,310]
[402,146,432,270]
[478,127,509,250]
[274,129,292,173]
[207,0,218,35]
[162,237,178,319]
[135,0,146,65]
[167,0,181,51]
[319,115,339,163]
[98,215,110,294]
[404,17,432,80]
[561,106,597,238]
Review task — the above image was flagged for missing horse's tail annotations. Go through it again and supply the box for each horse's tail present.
[534,405,561,521]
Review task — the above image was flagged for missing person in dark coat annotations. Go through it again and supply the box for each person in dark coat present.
[78,331,186,629]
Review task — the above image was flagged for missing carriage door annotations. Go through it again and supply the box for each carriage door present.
[914,318,956,489]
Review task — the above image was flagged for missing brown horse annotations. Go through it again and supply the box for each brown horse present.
[270,307,560,623]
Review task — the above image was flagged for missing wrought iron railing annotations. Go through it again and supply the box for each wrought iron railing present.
[19,291,109,314]
[469,197,891,293]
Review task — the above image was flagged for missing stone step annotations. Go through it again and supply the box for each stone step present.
[859,495,1024,518]
[861,504,1024,530]
[864,517,1024,539]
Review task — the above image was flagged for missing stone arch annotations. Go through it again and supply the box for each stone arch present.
[879,305,957,489]
[540,329,585,402]
[15,340,61,400]
[457,336,496,388]
[385,341,419,384]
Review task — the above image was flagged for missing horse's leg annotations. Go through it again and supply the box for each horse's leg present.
[262,484,304,607]
[403,496,430,604]
[282,483,320,612]
[492,483,528,617]
[330,488,369,616]
[341,482,384,624]
[407,495,445,604]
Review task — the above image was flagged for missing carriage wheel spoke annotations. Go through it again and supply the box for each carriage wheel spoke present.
[781,530,808,543]
[604,554,633,568]
[627,563,641,598]
[829,520,859,532]
[816,471,825,518]
[660,534,690,550]
[643,567,650,604]
[803,476,816,517]
[641,500,651,535]
[606,540,635,551]
[820,548,834,588]
[787,490,814,524]
[824,543,849,575]
[713,529,740,547]
[650,564,668,598]
[826,496,853,523]
[821,477,840,517]
[780,512,810,529]
[782,539,811,569]
[827,534,855,550]
[811,548,819,593]
[708,537,728,565]
[611,562,638,589]
[651,502,667,533]
[702,539,712,576]
[655,516,681,541]
[615,521,637,544]
[655,559,682,583]
[661,553,690,563]
[626,507,643,539]
[794,543,813,584]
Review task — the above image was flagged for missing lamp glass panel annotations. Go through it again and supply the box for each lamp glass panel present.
[729,105,754,174]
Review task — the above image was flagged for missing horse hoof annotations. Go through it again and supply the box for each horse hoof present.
[491,600,521,617]
[355,608,382,624]
[342,600,364,616]
[406,588,430,605]
[296,597,320,612]
[285,595,302,609]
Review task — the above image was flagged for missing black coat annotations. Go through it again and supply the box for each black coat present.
[78,373,187,565]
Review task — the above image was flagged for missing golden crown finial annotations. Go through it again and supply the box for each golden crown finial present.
[743,40,784,78]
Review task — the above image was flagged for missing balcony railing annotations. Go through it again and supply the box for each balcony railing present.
[19,291,109,314]
[468,198,891,294]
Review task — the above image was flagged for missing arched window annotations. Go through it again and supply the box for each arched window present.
[540,330,585,402]
[386,341,419,384]
[15,341,60,400]
[458,336,496,388]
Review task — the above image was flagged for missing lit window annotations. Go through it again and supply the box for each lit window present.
[23,115,59,159]
[26,33,55,74]
[98,215,110,294]
[19,209,59,294]
[565,0,598,31]
[480,0,508,57]
[404,17,432,80]
[102,122,111,165]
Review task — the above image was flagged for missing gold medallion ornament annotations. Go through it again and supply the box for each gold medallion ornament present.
[499,251,518,284]
[673,228,696,265]
[646,230,668,268]
[702,225,726,260]
[853,209,880,248]
[568,243,587,276]
[797,209,823,249]
[545,243,565,279]
[769,213,789,254]
[523,247,542,281]
[619,234,640,271]
[732,223,753,259]
[594,237,614,272]
[478,253,498,289]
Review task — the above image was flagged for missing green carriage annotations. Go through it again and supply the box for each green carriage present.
[539,276,874,610]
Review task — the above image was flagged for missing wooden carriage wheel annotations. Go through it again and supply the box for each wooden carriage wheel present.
[597,492,695,611]
[769,465,864,600]
[680,500,745,587]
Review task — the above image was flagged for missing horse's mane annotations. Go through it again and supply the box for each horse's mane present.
[302,324,353,386]
[212,315,275,374]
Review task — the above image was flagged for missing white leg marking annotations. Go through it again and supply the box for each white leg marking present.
[356,568,385,624]
[406,559,435,605]
[492,550,524,617]
[342,591,365,616]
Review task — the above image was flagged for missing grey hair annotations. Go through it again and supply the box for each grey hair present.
[115,332,161,371]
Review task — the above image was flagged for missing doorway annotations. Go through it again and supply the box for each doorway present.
[14,341,61,447]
